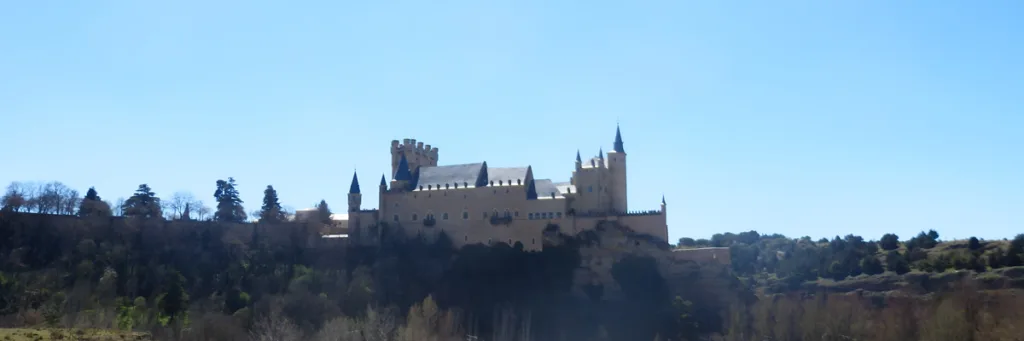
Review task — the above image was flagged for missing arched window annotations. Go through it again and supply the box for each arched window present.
[462,211,469,219]
[588,186,593,192]
[411,213,418,221]
[393,215,399,222]
[514,211,519,217]
[504,209,511,217]
[528,213,534,220]
[442,212,449,220]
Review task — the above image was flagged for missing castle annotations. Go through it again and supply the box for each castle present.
[307,126,668,251]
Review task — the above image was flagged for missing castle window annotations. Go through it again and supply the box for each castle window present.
[499,180,503,186]
[428,185,432,190]
[504,209,511,218]
[419,186,424,190]
[508,239,512,245]
[588,186,593,192]
[490,181,494,186]
[517,179,521,185]
[445,183,449,189]
[394,203,399,208]
[514,211,519,217]
[442,213,449,220]
[454,183,459,188]
[393,215,399,222]
[487,238,492,245]
[464,182,468,187]
[465,235,468,241]
[412,213,418,221]
[532,238,535,245]
[483,212,488,218]
[528,213,534,219]
[463,211,469,219]
[557,212,562,219]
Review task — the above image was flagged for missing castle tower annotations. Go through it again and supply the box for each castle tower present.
[348,171,362,235]
[607,125,628,214]
[391,153,413,192]
[391,138,439,177]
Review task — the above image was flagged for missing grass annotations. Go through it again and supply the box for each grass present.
[0,328,149,341]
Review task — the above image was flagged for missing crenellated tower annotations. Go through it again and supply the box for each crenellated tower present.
[607,125,628,214]
[391,138,439,178]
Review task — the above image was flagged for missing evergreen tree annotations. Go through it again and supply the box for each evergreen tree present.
[181,203,191,221]
[213,178,246,223]
[316,199,332,224]
[885,250,911,275]
[159,270,190,325]
[78,187,112,218]
[123,184,162,219]
[860,255,884,275]
[879,233,900,251]
[259,185,286,223]
[968,237,982,251]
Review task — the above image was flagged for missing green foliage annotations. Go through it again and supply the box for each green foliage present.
[123,184,161,219]
[968,237,982,251]
[885,251,911,275]
[259,185,286,223]
[316,200,332,224]
[879,233,900,250]
[213,178,246,223]
[860,255,884,275]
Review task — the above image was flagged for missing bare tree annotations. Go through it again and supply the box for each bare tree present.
[114,197,126,216]
[192,200,212,221]
[167,192,195,220]
[1,182,28,212]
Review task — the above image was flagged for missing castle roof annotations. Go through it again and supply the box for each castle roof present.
[394,153,412,181]
[414,162,486,190]
[533,179,564,199]
[488,167,529,185]
[553,182,576,195]
[349,171,360,194]
[613,125,625,153]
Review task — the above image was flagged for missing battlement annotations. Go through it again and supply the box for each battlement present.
[391,138,439,160]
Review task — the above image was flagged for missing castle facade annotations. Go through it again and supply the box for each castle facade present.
[336,126,668,251]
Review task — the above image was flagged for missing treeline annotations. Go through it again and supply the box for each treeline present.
[0,211,732,341]
[0,180,333,224]
[679,230,1024,290]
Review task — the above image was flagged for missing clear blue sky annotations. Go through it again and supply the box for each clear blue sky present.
[1,1,1021,242]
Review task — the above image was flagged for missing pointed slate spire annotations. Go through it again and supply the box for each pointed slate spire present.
[613,124,625,153]
[526,179,538,200]
[576,150,582,163]
[661,195,666,205]
[349,171,361,194]
[379,173,387,188]
[394,153,412,181]
[599,147,604,158]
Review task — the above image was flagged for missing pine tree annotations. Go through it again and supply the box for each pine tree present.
[316,199,332,224]
[78,187,112,218]
[181,203,191,221]
[123,184,161,219]
[213,178,246,223]
[259,185,286,223]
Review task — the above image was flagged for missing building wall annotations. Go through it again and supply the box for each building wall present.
[671,247,731,266]
[379,184,570,251]
[617,213,667,241]
[606,150,627,213]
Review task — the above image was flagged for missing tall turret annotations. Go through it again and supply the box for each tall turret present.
[391,153,412,192]
[348,171,362,236]
[391,138,439,177]
[348,171,361,213]
[607,125,628,213]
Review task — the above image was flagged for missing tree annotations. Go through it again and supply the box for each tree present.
[1,182,28,212]
[927,229,940,242]
[78,187,112,218]
[114,197,126,216]
[678,237,696,247]
[159,270,190,326]
[860,255,884,275]
[181,202,191,221]
[167,192,195,220]
[885,251,911,275]
[193,201,211,221]
[213,178,246,223]
[259,185,286,223]
[968,237,982,251]
[123,184,162,219]
[316,200,332,224]
[879,233,900,251]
